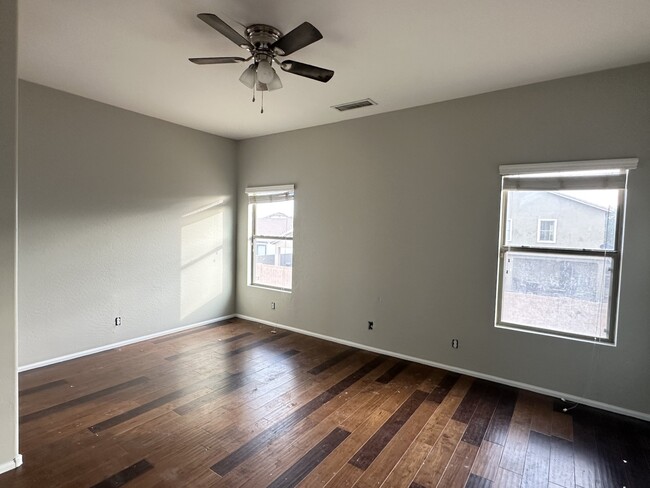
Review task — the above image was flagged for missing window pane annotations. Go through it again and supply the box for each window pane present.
[505,190,618,250]
[254,200,294,238]
[253,238,292,289]
[500,251,613,339]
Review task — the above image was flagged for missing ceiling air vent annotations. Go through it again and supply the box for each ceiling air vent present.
[331,98,377,112]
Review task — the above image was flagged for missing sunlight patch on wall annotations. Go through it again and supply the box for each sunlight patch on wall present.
[180,199,225,320]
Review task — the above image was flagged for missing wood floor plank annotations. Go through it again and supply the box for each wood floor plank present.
[217,369,392,487]
[20,376,149,423]
[426,372,460,404]
[3,317,648,488]
[485,387,518,446]
[462,383,502,446]
[349,389,429,470]
[499,391,534,475]
[19,378,69,396]
[549,435,575,488]
[572,411,597,488]
[471,440,504,481]
[374,360,410,384]
[297,384,411,487]
[437,440,479,487]
[551,410,574,441]
[379,439,432,488]
[324,463,365,488]
[210,356,385,476]
[411,419,467,488]
[419,376,473,446]
[90,459,153,488]
[521,430,551,487]
[530,394,553,436]
[352,394,440,487]
[453,380,489,424]
[493,468,522,488]
[267,427,351,488]
[465,473,494,488]
[225,330,292,356]
[151,318,234,343]
[308,348,358,375]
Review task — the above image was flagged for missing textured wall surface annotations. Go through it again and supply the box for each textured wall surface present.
[236,64,650,415]
[0,0,19,470]
[18,81,237,366]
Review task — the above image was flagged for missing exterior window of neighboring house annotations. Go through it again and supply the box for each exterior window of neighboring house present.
[495,159,637,344]
[537,219,557,243]
[246,185,294,291]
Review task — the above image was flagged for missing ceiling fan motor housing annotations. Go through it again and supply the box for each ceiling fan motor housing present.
[245,24,282,51]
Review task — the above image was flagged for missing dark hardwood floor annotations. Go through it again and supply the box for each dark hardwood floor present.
[1,318,648,487]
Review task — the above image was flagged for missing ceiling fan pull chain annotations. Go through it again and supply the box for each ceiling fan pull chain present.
[252,84,256,103]
[261,91,264,114]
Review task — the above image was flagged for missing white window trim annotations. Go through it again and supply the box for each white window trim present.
[499,157,638,175]
[247,184,295,292]
[495,158,636,345]
[536,219,557,243]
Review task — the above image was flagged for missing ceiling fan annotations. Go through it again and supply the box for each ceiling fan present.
[189,13,334,111]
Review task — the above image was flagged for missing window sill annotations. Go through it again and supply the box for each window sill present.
[495,322,616,346]
[248,284,292,294]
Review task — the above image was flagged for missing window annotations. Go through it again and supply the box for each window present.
[495,158,637,343]
[537,219,557,243]
[247,185,294,291]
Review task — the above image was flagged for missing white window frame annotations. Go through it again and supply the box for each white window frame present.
[505,219,512,243]
[536,219,557,243]
[246,184,295,292]
[495,158,637,344]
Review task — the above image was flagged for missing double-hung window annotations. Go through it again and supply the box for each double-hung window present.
[247,185,294,291]
[495,159,637,343]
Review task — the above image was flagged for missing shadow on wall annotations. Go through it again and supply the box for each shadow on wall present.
[180,199,226,321]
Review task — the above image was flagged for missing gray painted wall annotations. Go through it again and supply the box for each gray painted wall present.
[0,0,19,470]
[18,81,237,366]
[236,64,650,415]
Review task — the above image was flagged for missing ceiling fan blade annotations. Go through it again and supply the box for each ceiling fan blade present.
[197,13,253,50]
[189,57,247,65]
[280,60,334,83]
[271,22,322,56]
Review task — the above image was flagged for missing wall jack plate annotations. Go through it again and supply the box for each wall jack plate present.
[451,339,459,349]
[115,317,122,326]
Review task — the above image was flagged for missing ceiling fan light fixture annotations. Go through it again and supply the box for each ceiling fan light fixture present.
[255,59,275,84]
[239,64,257,89]
[267,70,283,91]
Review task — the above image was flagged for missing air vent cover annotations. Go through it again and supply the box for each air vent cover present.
[331,98,377,112]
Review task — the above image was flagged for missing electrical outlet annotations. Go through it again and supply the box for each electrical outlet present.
[271,302,276,310]
[115,317,122,326]
[368,321,374,330]
[451,339,459,349]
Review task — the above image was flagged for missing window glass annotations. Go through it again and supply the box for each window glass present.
[496,167,629,344]
[248,190,294,290]
[505,190,618,251]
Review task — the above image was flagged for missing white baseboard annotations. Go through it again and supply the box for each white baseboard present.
[0,455,23,475]
[237,314,650,422]
[18,315,236,372]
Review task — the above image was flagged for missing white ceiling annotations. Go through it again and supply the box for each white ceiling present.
[18,0,650,140]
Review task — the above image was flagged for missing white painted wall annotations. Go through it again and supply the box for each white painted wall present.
[0,0,19,473]
[236,64,650,415]
[17,82,237,366]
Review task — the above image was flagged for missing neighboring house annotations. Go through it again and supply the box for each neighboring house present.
[256,212,293,267]
[504,191,616,299]
[506,191,615,249]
